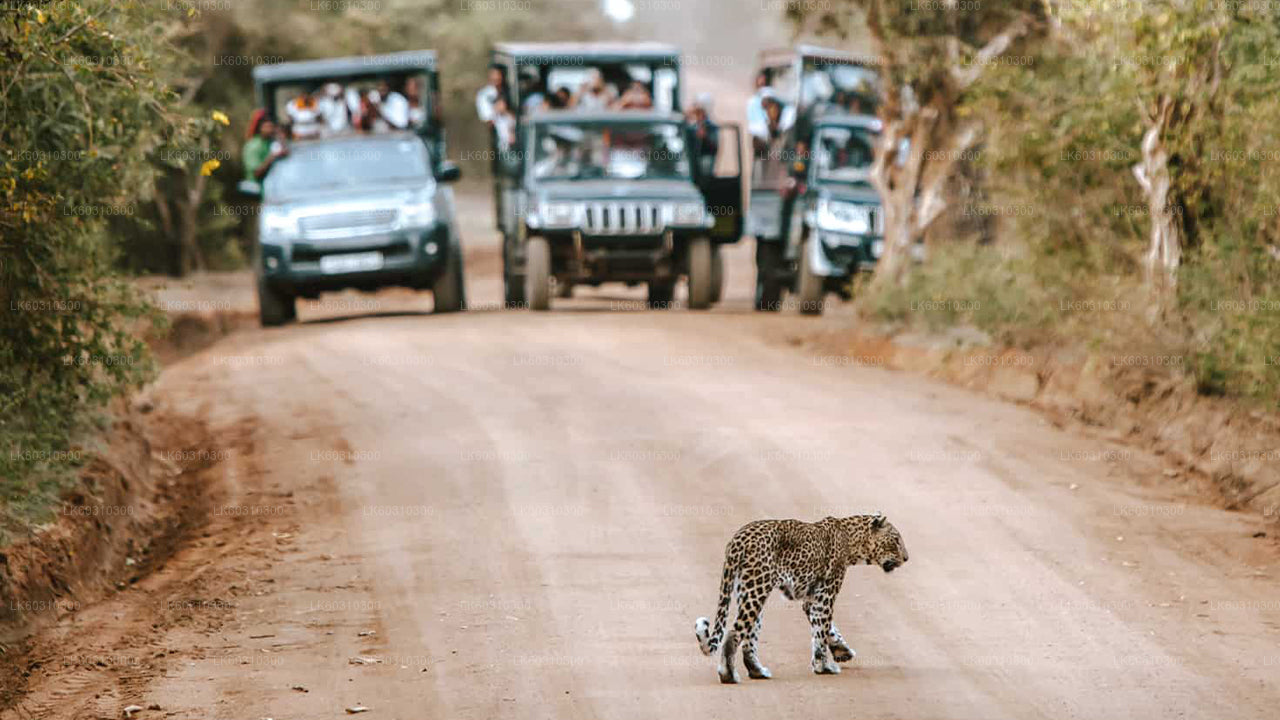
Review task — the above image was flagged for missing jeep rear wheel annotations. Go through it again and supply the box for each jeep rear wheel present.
[525,237,552,311]
[257,275,296,327]
[796,239,825,316]
[754,240,783,312]
[432,242,466,313]
[710,244,725,304]
[686,237,714,311]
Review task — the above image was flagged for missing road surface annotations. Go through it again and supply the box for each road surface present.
[8,216,1278,720]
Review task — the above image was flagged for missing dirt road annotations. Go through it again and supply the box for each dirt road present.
[7,217,1278,719]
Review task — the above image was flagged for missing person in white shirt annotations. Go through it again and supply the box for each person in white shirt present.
[746,72,769,140]
[316,83,351,137]
[492,95,516,153]
[285,92,323,139]
[475,64,505,125]
[574,69,616,111]
[367,79,409,132]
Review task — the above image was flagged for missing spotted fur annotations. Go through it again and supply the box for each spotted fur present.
[693,513,908,683]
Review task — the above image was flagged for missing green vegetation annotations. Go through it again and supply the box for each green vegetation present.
[800,1,1280,405]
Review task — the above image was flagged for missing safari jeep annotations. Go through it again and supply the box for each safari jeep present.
[486,42,743,309]
[240,50,465,326]
[506,110,742,310]
[748,45,881,313]
[791,115,885,315]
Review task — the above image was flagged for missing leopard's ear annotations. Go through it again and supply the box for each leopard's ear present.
[871,512,886,529]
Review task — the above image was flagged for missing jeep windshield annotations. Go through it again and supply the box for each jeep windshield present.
[813,125,875,185]
[265,137,432,197]
[531,122,690,181]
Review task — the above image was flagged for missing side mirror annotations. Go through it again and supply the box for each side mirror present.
[237,180,262,198]
[435,161,461,183]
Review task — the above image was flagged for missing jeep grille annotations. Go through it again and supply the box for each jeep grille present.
[298,209,399,240]
[585,202,661,235]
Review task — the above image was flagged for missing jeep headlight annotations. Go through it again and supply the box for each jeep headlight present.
[816,198,870,235]
[401,198,436,227]
[537,202,580,229]
[666,202,710,227]
[262,210,297,242]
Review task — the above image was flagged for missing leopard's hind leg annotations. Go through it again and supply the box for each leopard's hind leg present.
[720,574,770,684]
[742,610,772,679]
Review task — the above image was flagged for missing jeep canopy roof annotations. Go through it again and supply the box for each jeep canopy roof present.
[756,44,879,69]
[251,50,437,85]
[492,42,680,65]
[491,41,683,115]
[251,50,444,151]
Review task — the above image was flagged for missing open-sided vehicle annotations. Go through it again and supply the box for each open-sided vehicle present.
[241,50,465,326]
[791,115,885,315]
[507,110,743,310]
[748,45,881,313]
[487,42,743,309]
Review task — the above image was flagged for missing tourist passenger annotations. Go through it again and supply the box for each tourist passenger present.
[614,80,653,110]
[686,93,719,175]
[243,114,287,182]
[475,63,506,125]
[746,72,770,139]
[285,91,323,139]
[317,82,352,137]
[368,78,410,132]
[492,95,516,153]
[574,69,615,110]
[405,77,427,128]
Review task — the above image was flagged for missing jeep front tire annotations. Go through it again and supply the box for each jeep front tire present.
[796,239,825,316]
[525,237,552,311]
[686,237,714,311]
[257,275,296,327]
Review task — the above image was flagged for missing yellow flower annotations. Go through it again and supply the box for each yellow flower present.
[211,110,230,126]
[36,9,46,24]
[200,159,221,177]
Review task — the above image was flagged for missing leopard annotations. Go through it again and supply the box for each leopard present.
[693,512,908,684]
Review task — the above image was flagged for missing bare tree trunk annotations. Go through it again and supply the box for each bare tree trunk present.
[178,171,208,276]
[1132,96,1180,304]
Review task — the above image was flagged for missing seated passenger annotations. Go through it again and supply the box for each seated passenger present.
[519,72,547,115]
[574,69,616,111]
[285,92,323,139]
[405,77,427,128]
[549,86,572,109]
[614,80,653,110]
[317,82,352,137]
[367,78,410,132]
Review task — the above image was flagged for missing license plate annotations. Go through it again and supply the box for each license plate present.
[320,251,384,275]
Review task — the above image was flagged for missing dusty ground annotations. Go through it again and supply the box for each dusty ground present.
[4,207,1279,719]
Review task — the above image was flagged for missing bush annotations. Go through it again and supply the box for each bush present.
[1,1,211,534]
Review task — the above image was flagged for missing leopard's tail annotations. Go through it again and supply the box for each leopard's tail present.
[695,553,736,655]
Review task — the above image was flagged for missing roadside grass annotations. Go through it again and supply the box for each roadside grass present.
[860,240,1280,408]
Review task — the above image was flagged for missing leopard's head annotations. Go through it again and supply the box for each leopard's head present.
[864,513,909,573]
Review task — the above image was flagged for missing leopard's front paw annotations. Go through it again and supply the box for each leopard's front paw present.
[813,659,841,675]
[830,643,856,663]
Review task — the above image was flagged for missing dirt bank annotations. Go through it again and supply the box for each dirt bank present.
[778,314,1280,524]
[0,403,224,705]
